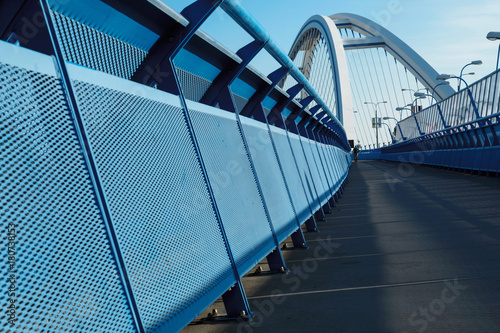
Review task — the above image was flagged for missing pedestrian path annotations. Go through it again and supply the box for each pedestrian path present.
[183,160,500,333]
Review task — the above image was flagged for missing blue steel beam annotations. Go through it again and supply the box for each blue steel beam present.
[130,0,224,92]
[200,40,266,106]
[286,96,315,123]
[267,83,304,124]
[240,66,289,117]
[220,0,347,141]
[1,0,53,55]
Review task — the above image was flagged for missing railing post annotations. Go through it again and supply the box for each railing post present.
[219,86,289,273]
[40,2,146,330]
[414,114,425,136]
[162,0,254,318]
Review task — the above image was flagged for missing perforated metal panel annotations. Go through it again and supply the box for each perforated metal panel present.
[269,127,311,223]
[176,68,212,102]
[68,65,234,332]
[0,46,135,332]
[233,94,249,114]
[316,142,334,189]
[321,144,337,188]
[186,102,276,275]
[321,143,340,190]
[331,147,346,191]
[51,10,148,79]
[287,133,321,213]
[239,117,298,242]
[301,138,329,204]
[315,141,335,195]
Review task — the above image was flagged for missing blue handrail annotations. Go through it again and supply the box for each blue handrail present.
[220,0,347,139]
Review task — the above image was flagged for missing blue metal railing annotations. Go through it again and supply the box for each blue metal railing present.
[396,69,500,141]
[373,69,500,173]
[0,0,352,332]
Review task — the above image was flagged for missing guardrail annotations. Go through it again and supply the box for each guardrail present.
[396,69,500,141]
[0,0,352,332]
[376,70,500,173]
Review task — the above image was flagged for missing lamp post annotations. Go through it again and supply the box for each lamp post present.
[437,74,480,119]
[409,97,425,136]
[402,88,428,107]
[376,122,396,144]
[487,32,500,71]
[414,92,448,128]
[430,81,450,99]
[383,116,406,141]
[458,60,482,90]
[364,101,387,148]
[402,88,428,94]
[395,106,412,121]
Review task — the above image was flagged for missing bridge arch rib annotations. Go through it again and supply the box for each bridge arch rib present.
[287,15,354,141]
[330,13,455,101]
[288,13,456,146]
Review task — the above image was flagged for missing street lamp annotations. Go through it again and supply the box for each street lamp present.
[487,31,500,71]
[458,60,482,90]
[430,81,450,99]
[364,101,387,148]
[376,122,396,144]
[402,88,429,106]
[402,88,427,93]
[383,116,406,141]
[414,92,447,128]
[395,106,412,121]
[437,74,480,119]
[408,97,426,136]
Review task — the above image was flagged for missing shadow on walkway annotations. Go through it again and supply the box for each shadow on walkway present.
[183,160,500,333]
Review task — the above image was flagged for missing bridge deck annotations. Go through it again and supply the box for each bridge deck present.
[183,160,500,333]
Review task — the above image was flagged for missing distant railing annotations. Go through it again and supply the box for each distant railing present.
[396,69,500,141]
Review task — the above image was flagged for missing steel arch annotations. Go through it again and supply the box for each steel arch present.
[330,13,456,101]
[289,15,355,142]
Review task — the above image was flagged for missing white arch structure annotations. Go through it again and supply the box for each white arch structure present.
[289,13,456,143]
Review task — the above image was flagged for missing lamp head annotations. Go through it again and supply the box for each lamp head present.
[471,60,482,65]
[436,74,451,81]
[396,107,404,111]
[383,117,390,120]
[414,92,426,97]
[487,31,500,41]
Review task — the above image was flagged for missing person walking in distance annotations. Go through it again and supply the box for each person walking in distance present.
[353,146,359,162]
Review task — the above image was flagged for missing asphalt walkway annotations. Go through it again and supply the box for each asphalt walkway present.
[183,160,500,333]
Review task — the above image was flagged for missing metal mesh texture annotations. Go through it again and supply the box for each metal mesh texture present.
[232,94,249,113]
[0,61,135,332]
[187,103,275,275]
[269,127,311,223]
[176,68,212,102]
[239,117,298,242]
[319,143,339,190]
[301,137,328,204]
[314,142,333,189]
[309,139,332,201]
[330,148,344,184]
[287,133,321,213]
[71,73,233,331]
[51,10,148,79]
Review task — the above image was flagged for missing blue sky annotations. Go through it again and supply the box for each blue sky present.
[167,0,499,85]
